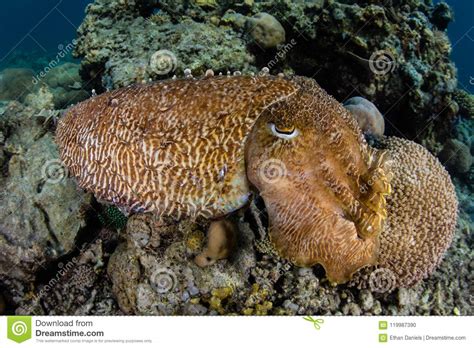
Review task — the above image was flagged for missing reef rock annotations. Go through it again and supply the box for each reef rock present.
[0,102,92,293]
[43,63,89,109]
[1,0,471,318]
[0,68,37,103]
[438,138,473,174]
[108,214,256,315]
[74,1,255,90]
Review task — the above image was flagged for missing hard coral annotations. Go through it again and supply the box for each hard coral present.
[362,136,458,288]
[453,89,474,119]
[344,96,385,137]
[75,11,255,90]
[247,13,286,49]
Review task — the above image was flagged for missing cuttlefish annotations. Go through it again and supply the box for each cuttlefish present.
[56,74,457,286]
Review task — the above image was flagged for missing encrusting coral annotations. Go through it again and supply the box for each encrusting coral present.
[453,89,474,119]
[56,72,458,289]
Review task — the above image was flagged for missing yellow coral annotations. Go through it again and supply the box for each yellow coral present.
[186,230,205,252]
[242,284,273,315]
[208,287,233,313]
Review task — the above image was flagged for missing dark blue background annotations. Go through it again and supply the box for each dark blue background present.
[0,0,91,63]
[437,0,474,92]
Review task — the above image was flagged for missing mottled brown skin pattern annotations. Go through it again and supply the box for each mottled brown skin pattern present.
[245,77,391,283]
[57,76,297,220]
[57,75,390,284]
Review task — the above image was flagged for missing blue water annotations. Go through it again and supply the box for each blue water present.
[0,0,92,68]
[439,0,474,93]
[0,0,472,92]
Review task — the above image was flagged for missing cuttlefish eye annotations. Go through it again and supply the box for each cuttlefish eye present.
[269,122,299,139]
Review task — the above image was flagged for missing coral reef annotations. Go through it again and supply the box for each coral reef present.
[74,1,255,90]
[0,49,77,73]
[73,0,458,148]
[430,1,454,31]
[452,117,473,155]
[17,238,120,316]
[453,89,474,119]
[0,95,471,315]
[105,201,470,315]
[0,63,89,110]
[43,63,90,109]
[107,214,256,315]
